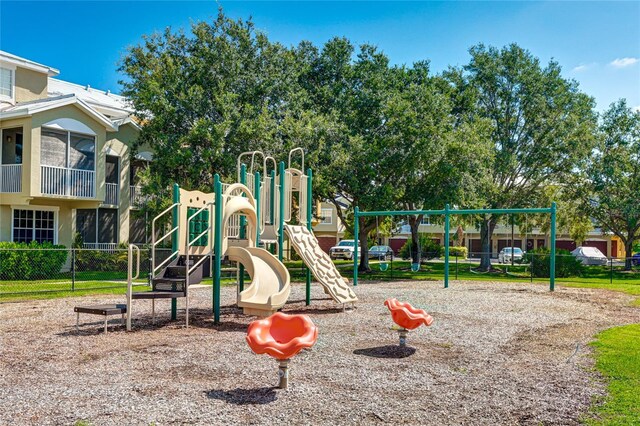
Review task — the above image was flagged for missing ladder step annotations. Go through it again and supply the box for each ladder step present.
[132,291,185,300]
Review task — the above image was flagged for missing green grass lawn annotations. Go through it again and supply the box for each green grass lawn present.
[587,324,640,425]
[2,258,639,302]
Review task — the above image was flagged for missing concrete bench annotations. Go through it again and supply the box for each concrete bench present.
[74,304,127,333]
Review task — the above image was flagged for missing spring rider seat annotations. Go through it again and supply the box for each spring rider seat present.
[246,312,318,389]
[384,298,433,347]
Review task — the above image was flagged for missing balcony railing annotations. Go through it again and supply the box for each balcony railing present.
[82,242,118,251]
[105,183,119,205]
[129,185,149,207]
[41,165,95,198]
[0,164,22,193]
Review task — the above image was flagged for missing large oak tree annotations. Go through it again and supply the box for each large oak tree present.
[448,44,597,270]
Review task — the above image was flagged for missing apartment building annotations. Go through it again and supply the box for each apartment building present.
[0,51,152,248]
[387,219,624,258]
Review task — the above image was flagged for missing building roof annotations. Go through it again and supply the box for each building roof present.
[0,50,59,76]
[0,94,118,131]
[0,51,139,133]
[48,78,133,118]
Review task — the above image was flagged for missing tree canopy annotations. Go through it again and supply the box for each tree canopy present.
[579,100,640,269]
[447,43,597,269]
[119,11,634,272]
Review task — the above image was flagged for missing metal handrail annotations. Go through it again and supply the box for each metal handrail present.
[126,244,141,331]
[151,202,180,278]
[265,156,277,176]
[288,147,304,172]
[237,150,266,181]
[154,227,179,246]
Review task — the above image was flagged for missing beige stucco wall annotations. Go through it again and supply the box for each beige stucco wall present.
[0,116,32,196]
[0,205,11,241]
[105,123,139,243]
[14,67,48,103]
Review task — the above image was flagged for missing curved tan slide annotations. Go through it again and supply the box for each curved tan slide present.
[226,246,291,316]
[222,189,291,316]
[284,225,358,304]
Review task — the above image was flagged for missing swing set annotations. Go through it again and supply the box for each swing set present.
[353,203,558,291]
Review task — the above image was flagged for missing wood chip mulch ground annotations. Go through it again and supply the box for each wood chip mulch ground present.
[1,280,638,425]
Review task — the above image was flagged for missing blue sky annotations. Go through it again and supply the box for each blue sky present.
[1,1,638,111]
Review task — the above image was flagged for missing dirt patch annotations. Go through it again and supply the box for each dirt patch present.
[0,280,638,425]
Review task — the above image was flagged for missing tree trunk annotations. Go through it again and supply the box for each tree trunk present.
[409,215,422,264]
[357,217,371,272]
[624,239,634,271]
[479,218,496,271]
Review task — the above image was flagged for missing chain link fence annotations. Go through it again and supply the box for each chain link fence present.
[0,247,153,297]
[2,246,637,298]
[349,250,640,284]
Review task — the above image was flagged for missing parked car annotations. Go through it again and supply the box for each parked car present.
[632,253,640,266]
[368,245,393,260]
[498,247,524,264]
[329,239,360,260]
[570,246,608,266]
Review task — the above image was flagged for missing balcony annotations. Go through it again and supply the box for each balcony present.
[105,182,119,205]
[41,165,95,198]
[129,185,149,207]
[0,164,22,193]
[82,242,118,251]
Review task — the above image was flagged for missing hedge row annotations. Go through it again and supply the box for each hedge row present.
[0,241,68,280]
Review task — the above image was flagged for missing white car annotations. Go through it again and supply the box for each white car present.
[571,246,608,266]
[498,247,524,263]
[329,239,360,260]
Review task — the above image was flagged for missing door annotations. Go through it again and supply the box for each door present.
[526,239,535,251]
[555,240,576,251]
[583,240,608,256]
[470,239,484,258]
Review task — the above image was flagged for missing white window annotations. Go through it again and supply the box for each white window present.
[0,67,14,101]
[421,216,431,225]
[321,208,333,225]
[12,208,57,243]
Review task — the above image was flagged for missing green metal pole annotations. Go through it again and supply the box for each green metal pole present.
[550,202,557,292]
[278,161,285,261]
[213,175,222,323]
[353,206,359,286]
[255,171,261,245]
[238,165,246,292]
[171,182,179,320]
[306,168,312,305]
[444,203,450,289]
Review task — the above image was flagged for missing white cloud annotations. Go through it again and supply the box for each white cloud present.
[572,63,596,72]
[609,57,639,68]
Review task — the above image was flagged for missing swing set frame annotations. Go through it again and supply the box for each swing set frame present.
[353,203,558,291]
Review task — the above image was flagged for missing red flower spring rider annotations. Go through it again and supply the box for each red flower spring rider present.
[246,312,318,389]
[384,298,434,347]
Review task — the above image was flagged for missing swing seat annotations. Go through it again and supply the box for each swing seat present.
[411,263,420,272]
[379,263,389,272]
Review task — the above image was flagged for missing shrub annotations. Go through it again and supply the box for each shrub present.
[399,236,443,260]
[449,246,468,258]
[525,247,583,278]
[75,243,129,272]
[0,241,68,280]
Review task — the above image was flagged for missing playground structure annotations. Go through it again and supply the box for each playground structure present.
[125,148,357,329]
[384,298,434,347]
[353,204,558,291]
[245,312,318,389]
